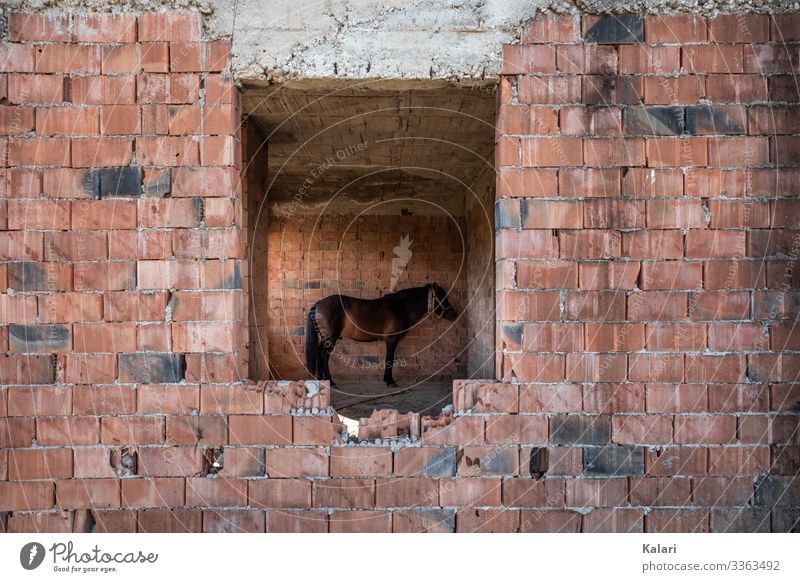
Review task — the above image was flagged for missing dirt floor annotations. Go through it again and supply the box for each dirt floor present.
[331,381,452,418]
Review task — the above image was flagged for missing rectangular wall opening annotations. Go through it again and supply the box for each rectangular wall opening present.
[241,80,496,416]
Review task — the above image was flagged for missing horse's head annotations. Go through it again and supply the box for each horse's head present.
[430,283,457,321]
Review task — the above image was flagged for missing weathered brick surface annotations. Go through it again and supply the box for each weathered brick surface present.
[1,11,798,533]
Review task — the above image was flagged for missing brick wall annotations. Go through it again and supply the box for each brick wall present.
[1,10,799,533]
[266,212,468,384]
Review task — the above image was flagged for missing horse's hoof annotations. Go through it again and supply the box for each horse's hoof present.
[386,381,397,388]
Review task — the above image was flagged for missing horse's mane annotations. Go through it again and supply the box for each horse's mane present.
[382,285,429,301]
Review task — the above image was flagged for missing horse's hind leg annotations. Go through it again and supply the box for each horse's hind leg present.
[320,336,338,386]
[383,336,400,387]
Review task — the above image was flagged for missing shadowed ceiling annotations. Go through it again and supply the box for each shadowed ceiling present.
[241,80,496,215]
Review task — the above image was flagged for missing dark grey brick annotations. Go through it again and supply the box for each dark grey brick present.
[624,106,684,135]
[583,445,644,476]
[585,15,644,44]
[8,262,68,292]
[423,447,457,478]
[9,324,71,353]
[685,105,745,135]
[711,507,770,533]
[144,168,171,197]
[99,166,142,198]
[496,199,520,229]
[550,414,611,445]
[755,474,800,507]
[526,447,549,478]
[772,507,800,533]
[119,352,185,383]
[500,323,522,348]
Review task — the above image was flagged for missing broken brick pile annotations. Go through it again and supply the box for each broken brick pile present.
[1,10,799,532]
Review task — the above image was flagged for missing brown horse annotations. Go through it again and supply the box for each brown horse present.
[305,283,457,387]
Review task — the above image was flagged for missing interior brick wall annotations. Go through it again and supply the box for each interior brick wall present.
[0,10,798,533]
[266,212,468,384]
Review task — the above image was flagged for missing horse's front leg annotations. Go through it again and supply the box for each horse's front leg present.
[383,336,400,387]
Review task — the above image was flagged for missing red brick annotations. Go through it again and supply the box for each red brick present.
[138,12,201,42]
[515,261,578,290]
[71,138,133,167]
[519,383,582,414]
[330,447,392,478]
[312,479,375,508]
[9,13,71,41]
[265,510,327,533]
[248,479,311,509]
[8,386,71,416]
[329,510,392,532]
[440,478,502,507]
[137,447,205,477]
[694,476,754,506]
[585,200,645,229]
[137,508,201,532]
[485,416,547,445]
[502,353,565,383]
[630,477,691,506]
[36,45,101,74]
[103,290,167,322]
[584,138,645,166]
[0,481,54,511]
[137,260,200,290]
[566,478,627,507]
[559,230,621,259]
[100,105,140,135]
[0,44,34,73]
[519,509,581,532]
[619,45,680,74]
[710,323,769,351]
[557,46,617,75]
[202,509,264,533]
[579,262,640,290]
[137,384,200,414]
[646,508,709,532]
[641,261,702,290]
[559,168,620,197]
[137,136,199,166]
[172,322,238,352]
[102,416,163,445]
[497,290,560,321]
[567,353,627,382]
[167,415,227,445]
[7,448,73,480]
[38,293,103,323]
[185,477,247,507]
[73,13,136,43]
[521,137,583,167]
[623,168,683,198]
[392,509,454,532]
[582,75,642,106]
[585,323,645,351]
[690,290,750,320]
[708,14,769,43]
[674,415,736,445]
[36,107,99,136]
[0,417,35,448]
[496,230,558,259]
[523,15,578,43]
[564,290,625,320]
[7,511,73,533]
[707,137,769,167]
[393,447,456,478]
[0,354,54,385]
[685,354,746,383]
[646,322,707,351]
[0,294,37,324]
[706,74,767,102]
[708,447,770,476]
[644,15,707,43]
[518,76,581,104]
[612,414,673,445]
[121,478,184,508]
[522,323,583,352]
[0,105,34,134]
[686,231,746,258]
[8,137,70,167]
[229,415,292,445]
[645,446,707,476]
[683,45,743,74]
[56,479,119,509]
[497,105,558,135]
[73,448,117,479]
[502,44,556,74]
[263,448,328,478]
[420,416,484,446]
[628,353,684,382]
[644,76,705,104]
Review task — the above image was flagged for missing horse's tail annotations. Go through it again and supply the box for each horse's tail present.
[305,304,319,378]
